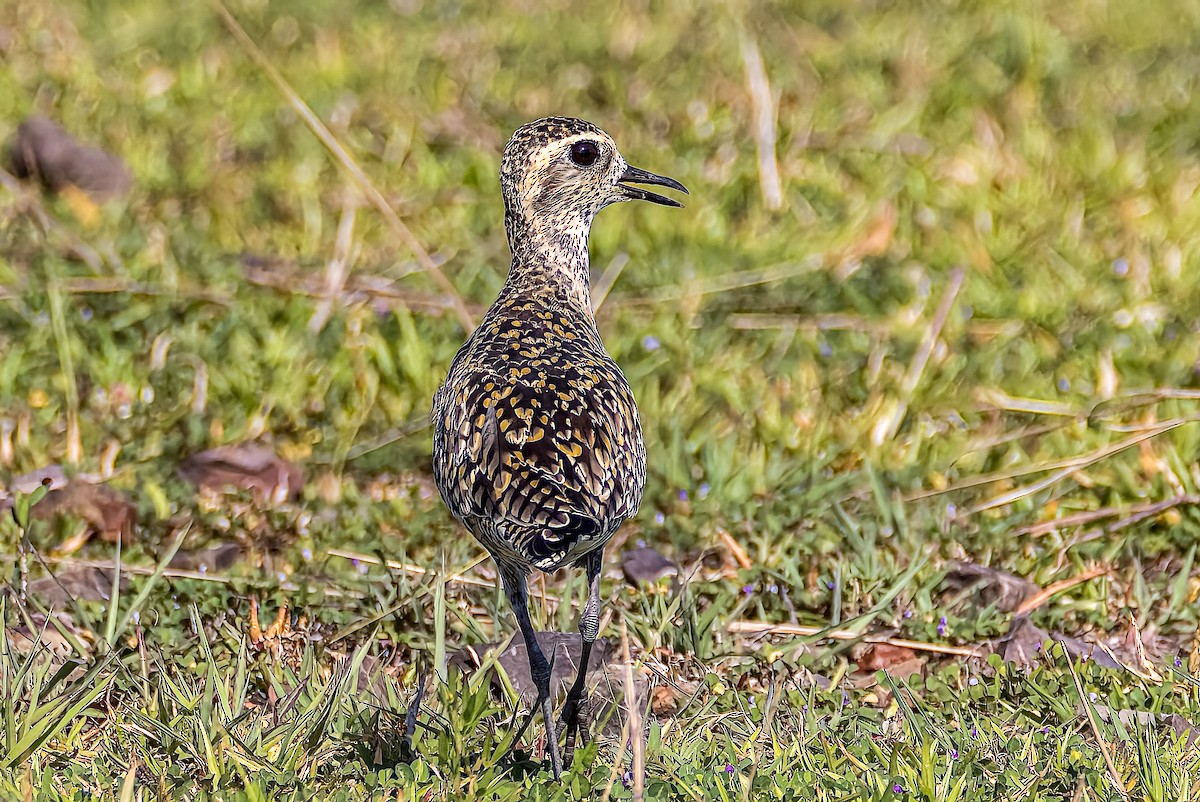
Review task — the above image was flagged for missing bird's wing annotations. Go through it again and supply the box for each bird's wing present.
[438,368,644,565]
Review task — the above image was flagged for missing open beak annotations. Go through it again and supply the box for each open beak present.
[618,165,689,208]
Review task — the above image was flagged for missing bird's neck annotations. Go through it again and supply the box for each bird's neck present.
[503,211,594,310]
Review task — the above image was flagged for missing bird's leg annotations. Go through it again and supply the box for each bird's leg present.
[501,567,563,778]
[560,548,602,760]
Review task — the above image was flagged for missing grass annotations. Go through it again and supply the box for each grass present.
[3,0,1200,798]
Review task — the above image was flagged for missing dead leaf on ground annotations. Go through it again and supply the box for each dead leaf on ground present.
[449,631,646,738]
[943,561,1039,613]
[1001,614,1050,669]
[620,546,678,587]
[31,480,136,552]
[853,642,926,678]
[179,444,304,503]
[26,566,127,607]
[169,542,244,573]
[1001,615,1126,672]
[1052,632,1125,671]
[7,116,132,201]
[4,609,93,663]
[1092,706,1200,749]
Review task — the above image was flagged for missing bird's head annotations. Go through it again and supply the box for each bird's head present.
[500,117,687,232]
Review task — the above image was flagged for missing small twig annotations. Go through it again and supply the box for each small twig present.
[727,312,892,334]
[0,276,232,305]
[1014,495,1200,537]
[620,617,645,802]
[1,554,364,599]
[965,418,1196,514]
[974,387,1082,417]
[873,267,965,445]
[210,0,475,333]
[1065,649,1130,800]
[309,193,359,333]
[727,621,980,657]
[716,528,752,570]
[324,548,536,596]
[626,258,823,305]
[1013,566,1109,615]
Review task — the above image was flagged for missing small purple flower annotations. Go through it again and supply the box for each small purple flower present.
[768,584,779,594]
[1057,377,1070,392]
[654,512,665,524]
[971,726,978,738]
[841,690,849,708]
[678,489,689,502]
[80,306,93,322]
[622,770,633,788]
[636,538,647,548]
[1175,656,1183,667]
[826,580,835,590]
[301,547,313,561]
[968,677,978,686]
[742,584,754,595]
[1113,257,1129,277]
[903,609,913,619]
[893,784,905,794]
[642,335,661,351]
[818,340,833,358]
[1041,726,1049,734]
[698,482,710,499]
[950,749,959,760]
[937,616,947,637]
[723,763,735,774]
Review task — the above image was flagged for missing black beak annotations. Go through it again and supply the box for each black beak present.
[618,165,689,208]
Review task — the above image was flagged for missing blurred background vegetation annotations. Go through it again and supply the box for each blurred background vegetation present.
[3,0,1200,798]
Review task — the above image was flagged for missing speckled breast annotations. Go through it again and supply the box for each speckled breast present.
[432,299,646,572]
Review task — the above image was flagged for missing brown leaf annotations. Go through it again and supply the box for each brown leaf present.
[1001,614,1050,669]
[7,116,132,201]
[855,642,926,677]
[5,610,92,663]
[169,542,244,573]
[620,546,678,587]
[32,480,136,545]
[27,567,127,606]
[650,684,681,716]
[943,561,1039,613]
[1093,706,1200,749]
[179,444,304,502]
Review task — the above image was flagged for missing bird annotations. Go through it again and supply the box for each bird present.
[431,116,686,777]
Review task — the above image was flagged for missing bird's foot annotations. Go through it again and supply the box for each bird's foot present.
[558,691,591,763]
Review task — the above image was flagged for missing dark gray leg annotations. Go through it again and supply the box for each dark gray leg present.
[500,567,563,778]
[559,548,602,758]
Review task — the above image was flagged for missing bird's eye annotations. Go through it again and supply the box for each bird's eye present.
[569,140,601,167]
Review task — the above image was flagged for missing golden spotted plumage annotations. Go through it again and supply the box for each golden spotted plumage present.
[430,116,685,777]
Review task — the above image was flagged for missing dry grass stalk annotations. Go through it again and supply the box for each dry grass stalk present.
[211,0,476,333]
[309,193,359,333]
[740,33,783,211]
[728,621,980,657]
[1013,566,1108,615]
